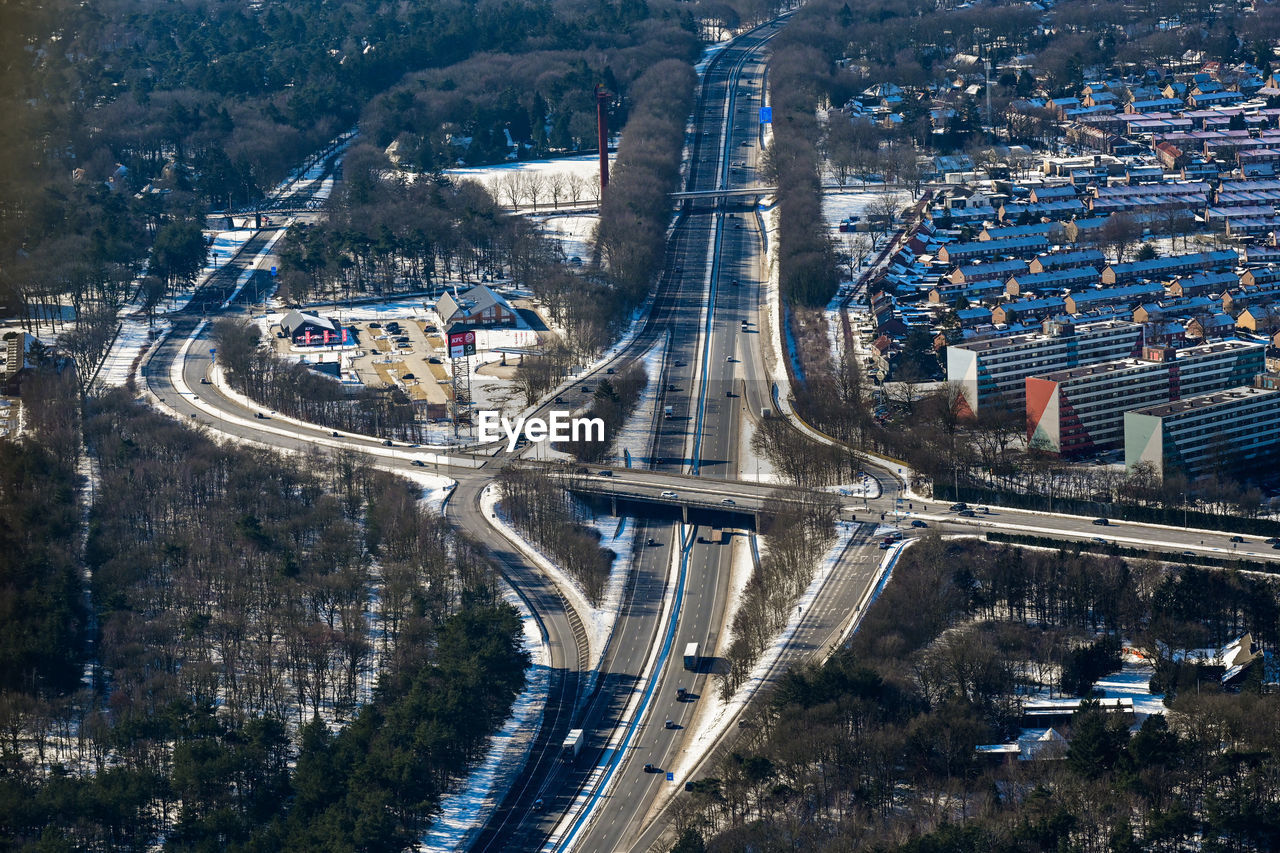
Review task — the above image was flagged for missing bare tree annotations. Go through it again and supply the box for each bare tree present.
[547,172,567,209]
[1100,213,1141,264]
[525,174,547,211]
[496,172,523,208]
[566,173,586,206]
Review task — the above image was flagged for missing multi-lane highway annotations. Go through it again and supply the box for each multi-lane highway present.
[130,16,1280,853]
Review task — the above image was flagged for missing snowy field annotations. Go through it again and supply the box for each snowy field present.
[531,213,597,263]
[445,153,611,204]
[821,186,910,233]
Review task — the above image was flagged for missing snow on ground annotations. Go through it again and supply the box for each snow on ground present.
[736,414,783,484]
[445,153,612,200]
[531,213,598,263]
[480,483,633,671]
[1096,662,1165,724]
[1022,656,1165,727]
[607,338,667,467]
[821,186,910,233]
[418,579,549,852]
[823,474,882,500]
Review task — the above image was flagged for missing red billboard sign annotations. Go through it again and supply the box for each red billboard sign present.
[448,330,476,359]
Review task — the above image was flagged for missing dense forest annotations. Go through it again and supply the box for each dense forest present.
[0,377,528,849]
[675,535,1280,852]
[0,0,755,370]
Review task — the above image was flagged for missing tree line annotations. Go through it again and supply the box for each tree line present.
[719,496,837,698]
[596,59,698,310]
[555,365,649,463]
[673,535,1280,852]
[496,467,615,604]
[0,384,526,849]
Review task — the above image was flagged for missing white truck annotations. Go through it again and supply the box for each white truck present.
[683,642,699,671]
[562,728,583,760]
[664,405,675,419]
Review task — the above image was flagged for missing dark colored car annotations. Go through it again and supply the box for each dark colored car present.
[910,520,928,528]
[1092,518,1109,526]
[643,763,658,773]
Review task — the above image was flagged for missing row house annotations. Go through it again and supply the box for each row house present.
[937,235,1049,265]
[1006,267,1101,297]
[1101,250,1238,284]
[1029,248,1107,273]
[1065,282,1167,314]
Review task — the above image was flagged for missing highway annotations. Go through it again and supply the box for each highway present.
[131,19,1280,853]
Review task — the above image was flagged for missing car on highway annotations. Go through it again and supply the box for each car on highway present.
[598,470,613,476]
[255,412,269,419]
[382,440,394,446]
[331,431,340,437]
[664,719,677,730]
[910,520,928,528]
[1091,537,1107,544]
[643,763,658,773]
[646,538,657,546]
[721,498,735,505]
[199,377,211,384]
[958,509,976,517]
[1268,537,1280,544]
[661,490,678,498]
[1230,535,1245,542]
[878,540,892,549]
[676,686,688,701]
[1092,518,1110,526]
[949,503,967,512]
[411,460,426,467]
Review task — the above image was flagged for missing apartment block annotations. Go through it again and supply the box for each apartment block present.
[948,319,1144,416]
[1125,386,1280,480]
[1026,340,1265,454]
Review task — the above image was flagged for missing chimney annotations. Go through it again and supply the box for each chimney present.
[596,85,610,195]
